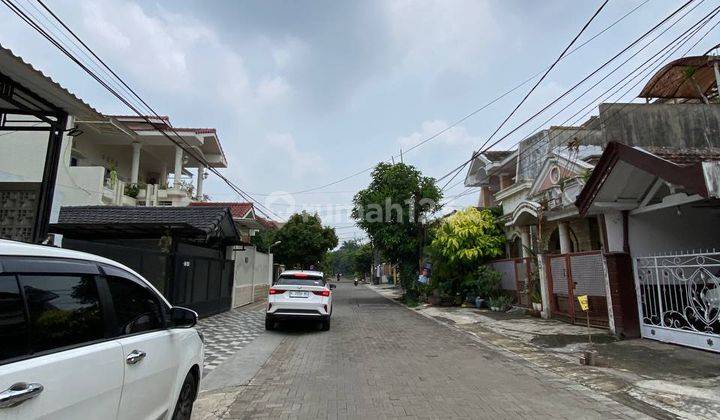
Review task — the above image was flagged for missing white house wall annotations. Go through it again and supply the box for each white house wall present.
[628,203,720,256]
[230,246,271,308]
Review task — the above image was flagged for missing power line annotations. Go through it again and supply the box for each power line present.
[515,2,718,171]
[439,0,610,192]
[3,0,283,220]
[434,0,696,186]
[491,0,713,180]
[287,0,651,195]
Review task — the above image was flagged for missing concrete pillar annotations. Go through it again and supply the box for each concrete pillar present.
[196,165,205,200]
[558,221,572,254]
[160,165,167,188]
[130,142,141,184]
[537,255,551,319]
[520,226,531,258]
[499,174,512,190]
[174,146,183,189]
[478,185,492,208]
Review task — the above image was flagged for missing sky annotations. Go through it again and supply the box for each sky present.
[0,0,717,243]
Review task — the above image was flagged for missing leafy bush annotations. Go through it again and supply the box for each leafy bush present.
[428,208,506,302]
[488,294,513,311]
[476,266,502,298]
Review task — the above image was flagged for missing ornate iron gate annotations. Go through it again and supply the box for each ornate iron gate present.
[634,251,720,352]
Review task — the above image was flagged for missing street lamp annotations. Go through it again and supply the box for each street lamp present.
[268,240,281,252]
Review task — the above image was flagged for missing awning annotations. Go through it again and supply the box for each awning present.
[639,55,720,100]
[576,142,719,216]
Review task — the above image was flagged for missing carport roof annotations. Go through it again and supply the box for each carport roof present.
[576,142,717,216]
[51,206,240,243]
[0,45,102,120]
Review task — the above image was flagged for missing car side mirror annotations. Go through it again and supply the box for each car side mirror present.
[170,306,198,328]
[329,284,337,290]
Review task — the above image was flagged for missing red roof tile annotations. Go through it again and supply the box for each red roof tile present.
[643,146,720,165]
[190,202,253,219]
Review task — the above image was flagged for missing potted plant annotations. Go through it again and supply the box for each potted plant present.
[530,289,542,312]
[124,183,140,198]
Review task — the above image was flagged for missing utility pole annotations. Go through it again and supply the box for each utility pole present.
[400,148,404,163]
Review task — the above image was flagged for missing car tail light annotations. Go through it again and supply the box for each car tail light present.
[269,288,284,295]
[312,290,330,297]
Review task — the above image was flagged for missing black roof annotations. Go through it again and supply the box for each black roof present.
[51,206,240,243]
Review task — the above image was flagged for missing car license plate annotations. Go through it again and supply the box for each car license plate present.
[289,291,309,298]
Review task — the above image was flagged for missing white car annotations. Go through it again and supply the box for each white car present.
[265,270,335,331]
[0,240,204,420]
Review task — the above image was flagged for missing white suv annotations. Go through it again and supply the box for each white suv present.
[0,240,204,420]
[265,270,335,331]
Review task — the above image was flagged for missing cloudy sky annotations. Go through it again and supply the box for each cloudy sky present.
[0,0,716,242]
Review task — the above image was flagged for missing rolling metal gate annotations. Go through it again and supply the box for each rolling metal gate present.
[634,251,720,353]
[488,257,534,306]
[546,251,609,327]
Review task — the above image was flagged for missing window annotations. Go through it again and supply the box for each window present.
[0,275,28,363]
[19,274,104,353]
[276,275,326,287]
[106,276,163,336]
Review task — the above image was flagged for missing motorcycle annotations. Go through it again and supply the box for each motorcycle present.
[353,278,358,286]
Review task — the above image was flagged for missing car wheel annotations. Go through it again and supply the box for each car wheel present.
[265,316,275,330]
[321,318,330,331]
[172,371,197,420]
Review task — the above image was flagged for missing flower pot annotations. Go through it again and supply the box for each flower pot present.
[532,302,542,311]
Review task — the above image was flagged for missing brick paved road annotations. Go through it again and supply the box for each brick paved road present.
[223,283,646,419]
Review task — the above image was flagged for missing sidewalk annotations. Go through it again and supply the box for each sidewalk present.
[369,284,720,420]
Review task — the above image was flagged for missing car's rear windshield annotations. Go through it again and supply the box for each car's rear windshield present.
[276,275,325,286]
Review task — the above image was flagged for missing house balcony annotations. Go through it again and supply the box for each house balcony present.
[136,182,194,207]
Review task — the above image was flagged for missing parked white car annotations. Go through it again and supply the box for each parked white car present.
[265,270,335,331]
[0,240,204,420]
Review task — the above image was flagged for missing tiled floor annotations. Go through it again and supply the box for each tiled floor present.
[195,306,266,375]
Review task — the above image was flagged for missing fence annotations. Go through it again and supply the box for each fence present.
[487,257,535,307]
[546,251,609,327]
[635,251,719,352]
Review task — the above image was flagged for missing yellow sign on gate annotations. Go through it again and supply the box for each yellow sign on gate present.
[577,295,589,311]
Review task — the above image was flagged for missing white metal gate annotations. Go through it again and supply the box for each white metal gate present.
[634,251,720,352]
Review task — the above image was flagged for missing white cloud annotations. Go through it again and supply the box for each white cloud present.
[256,76,291,103]
[265,133,324,178]
[75,0,296,110]
[382,0,498,74]
[397,120,477,150]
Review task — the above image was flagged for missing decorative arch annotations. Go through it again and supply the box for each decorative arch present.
[508,235,523,258]
[545,224,579,254]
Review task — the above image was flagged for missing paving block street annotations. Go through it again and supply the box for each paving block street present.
[195,283,647,420]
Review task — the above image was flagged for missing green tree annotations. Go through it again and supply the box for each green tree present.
[272,212,338,269]
[353,242,373,277]
[428,207,506,300]
[250,229,276,253]
[352,162,442,293]
[327,240,361,275]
